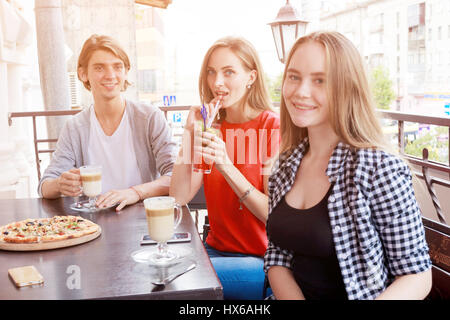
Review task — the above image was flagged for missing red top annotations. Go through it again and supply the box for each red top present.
[204,110,280,256]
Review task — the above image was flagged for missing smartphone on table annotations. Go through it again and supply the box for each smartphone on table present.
[140,232,191,245]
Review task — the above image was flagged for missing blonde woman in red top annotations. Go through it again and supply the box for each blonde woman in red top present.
[170,36,280,299]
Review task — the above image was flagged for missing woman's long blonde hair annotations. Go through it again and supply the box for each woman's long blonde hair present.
[280,31,389,154]
[198,36,273,121]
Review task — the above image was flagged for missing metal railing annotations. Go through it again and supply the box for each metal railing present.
[8,109,82,181]
[8,107,450,224]
[378,110,450,225]
[379,110,450,177]
[8,106,194,181]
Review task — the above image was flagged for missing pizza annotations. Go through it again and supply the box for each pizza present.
[0,216,100,244]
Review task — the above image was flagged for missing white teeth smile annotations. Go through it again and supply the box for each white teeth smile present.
[294,104,316,110]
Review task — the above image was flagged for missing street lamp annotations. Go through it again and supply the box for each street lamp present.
[268,0,308,63]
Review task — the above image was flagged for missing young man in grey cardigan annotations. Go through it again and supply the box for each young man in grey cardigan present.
[39,34,176,211]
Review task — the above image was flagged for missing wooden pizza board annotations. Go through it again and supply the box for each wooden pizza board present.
[0,227,101,251]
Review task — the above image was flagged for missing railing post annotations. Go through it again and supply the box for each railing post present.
[32,116,41,181]
[398,120,405,154]
[422,148,447,225]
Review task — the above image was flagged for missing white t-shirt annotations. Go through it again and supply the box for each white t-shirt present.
[88,108,143,194]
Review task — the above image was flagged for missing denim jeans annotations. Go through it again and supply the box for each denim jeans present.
[204,242,267,300]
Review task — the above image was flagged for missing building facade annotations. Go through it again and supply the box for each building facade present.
[135,4,166,105]
[0,0,34,198]
[61,0,139,108]
[304,0,450,116]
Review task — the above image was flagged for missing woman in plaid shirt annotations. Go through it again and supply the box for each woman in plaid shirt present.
[264,31,432,300]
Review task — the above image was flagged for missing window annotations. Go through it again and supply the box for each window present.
[419,49,425,64]
[370,54,384,67]
[371,13,384,32]
[408,27,415,41]
[370,32,383,45]
[137,69,156,93]
[408,25,424,41]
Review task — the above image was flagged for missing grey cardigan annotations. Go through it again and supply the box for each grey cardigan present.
[38,100,176,196]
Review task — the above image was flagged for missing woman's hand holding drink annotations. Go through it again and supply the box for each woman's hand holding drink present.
[193,121,219,174]
[191,96,224,174]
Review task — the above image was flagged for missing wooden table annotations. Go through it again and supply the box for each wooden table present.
[0,197,223,300]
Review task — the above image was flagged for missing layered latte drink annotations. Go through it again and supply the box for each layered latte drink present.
[145,197,175,242]
[142,196,182,264]
[80,165,102,197]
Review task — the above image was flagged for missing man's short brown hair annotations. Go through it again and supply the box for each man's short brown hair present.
[77,34,131,91]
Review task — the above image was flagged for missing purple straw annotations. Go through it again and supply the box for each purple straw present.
[200,104,208,129]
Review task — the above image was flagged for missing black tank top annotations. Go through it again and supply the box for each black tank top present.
[267,186,347,300]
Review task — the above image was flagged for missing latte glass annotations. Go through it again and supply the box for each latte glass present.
[144,196,182,264]
[80,165,102,211]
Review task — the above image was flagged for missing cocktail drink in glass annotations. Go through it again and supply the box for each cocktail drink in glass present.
[193,121,220,174]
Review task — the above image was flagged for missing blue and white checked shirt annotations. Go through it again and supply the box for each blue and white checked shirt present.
[264,138,431,300]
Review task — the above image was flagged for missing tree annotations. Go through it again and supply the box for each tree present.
[266,73,283,104]
[370,66,396,110]
[404,126,449,164]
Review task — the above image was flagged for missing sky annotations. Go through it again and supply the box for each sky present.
[15,0,310,106]
[163,0,295,79]
[161,0,349,79]
[160,0,310,103]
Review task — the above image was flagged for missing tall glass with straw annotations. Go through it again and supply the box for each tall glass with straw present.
[193,97,223,174]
